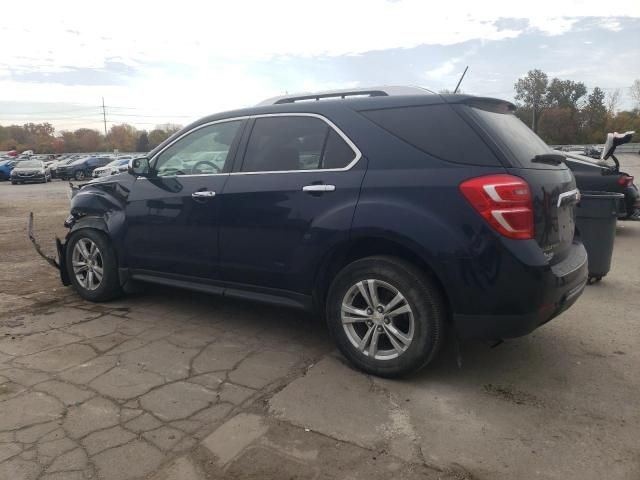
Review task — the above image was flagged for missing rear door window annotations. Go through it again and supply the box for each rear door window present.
[360,104,500,166]
[240,116,356,172]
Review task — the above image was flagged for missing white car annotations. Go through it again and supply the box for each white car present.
[92,158,131,178]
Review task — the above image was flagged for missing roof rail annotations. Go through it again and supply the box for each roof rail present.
[256,85,434,106]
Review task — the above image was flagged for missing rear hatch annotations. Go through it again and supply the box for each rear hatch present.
[459,99,578,261]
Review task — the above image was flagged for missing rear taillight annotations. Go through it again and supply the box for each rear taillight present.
[459,174,534,240]
[617,175,634,187]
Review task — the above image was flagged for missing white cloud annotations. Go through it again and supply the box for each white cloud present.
[425,60,459,80]
[1,0,639,129]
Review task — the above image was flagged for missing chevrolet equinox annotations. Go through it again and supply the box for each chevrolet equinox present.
[38,86,588,376]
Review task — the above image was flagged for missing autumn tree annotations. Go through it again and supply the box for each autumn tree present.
[106,124,138,152]
[148,124,183,149]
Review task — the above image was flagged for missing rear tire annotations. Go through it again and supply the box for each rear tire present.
[326,255,445,377]
[65,229,122,302]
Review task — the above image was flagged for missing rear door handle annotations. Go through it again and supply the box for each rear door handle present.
[192,191,216,198]
[302,185,336,192]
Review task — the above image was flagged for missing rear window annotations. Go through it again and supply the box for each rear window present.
[465,102,557,169]
[360,104,500,166]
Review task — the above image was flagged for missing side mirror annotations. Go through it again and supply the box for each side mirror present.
[128,157,151,176]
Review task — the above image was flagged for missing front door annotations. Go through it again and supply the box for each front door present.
[219,114,365,294]
[124,119,244,280]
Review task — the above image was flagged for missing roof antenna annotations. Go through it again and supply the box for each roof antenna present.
[453,65,469,94]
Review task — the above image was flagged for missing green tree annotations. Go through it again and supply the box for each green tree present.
[581,87,607,142]
[546,79,587,109]
[514,69,549,133]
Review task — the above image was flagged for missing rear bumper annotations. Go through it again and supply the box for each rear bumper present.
[453,242,588,340]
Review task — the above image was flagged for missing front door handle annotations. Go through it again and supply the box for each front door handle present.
[192,191,216,198]
[302,185,336,193]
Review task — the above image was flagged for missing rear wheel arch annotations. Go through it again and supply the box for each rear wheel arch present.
[313,235,451,318]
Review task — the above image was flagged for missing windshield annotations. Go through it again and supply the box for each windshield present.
[17,160,43,168]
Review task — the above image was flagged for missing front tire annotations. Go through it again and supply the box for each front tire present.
[74,170,85,181]
[65,229,122,302]
[326,256,445,377]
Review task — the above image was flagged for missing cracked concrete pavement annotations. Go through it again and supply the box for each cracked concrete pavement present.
[1,154,639,479]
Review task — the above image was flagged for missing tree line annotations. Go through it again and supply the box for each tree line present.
[2,73,640,153]
[514,70,640,145]
[0,122,182,154]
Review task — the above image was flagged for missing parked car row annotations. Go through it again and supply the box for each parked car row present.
[0,153,144,183]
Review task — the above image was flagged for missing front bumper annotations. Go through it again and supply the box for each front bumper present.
[12,174,46,182]
[27,213,70,285]
[453,242,588,340]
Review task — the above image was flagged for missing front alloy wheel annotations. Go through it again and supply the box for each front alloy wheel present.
[71,238,104,290]
[66,229,122,302]
[341,279,415,360]
[74,170,85,180]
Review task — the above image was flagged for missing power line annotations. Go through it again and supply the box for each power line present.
[106,112,194,118]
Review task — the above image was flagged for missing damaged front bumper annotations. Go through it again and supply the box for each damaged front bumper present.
[28,212,71,286]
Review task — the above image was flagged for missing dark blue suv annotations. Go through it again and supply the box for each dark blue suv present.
[46,87,588,376]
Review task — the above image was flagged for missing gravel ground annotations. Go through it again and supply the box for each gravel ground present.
[0,155,638,480]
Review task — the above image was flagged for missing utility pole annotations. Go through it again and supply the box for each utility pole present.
[101,97,107,137]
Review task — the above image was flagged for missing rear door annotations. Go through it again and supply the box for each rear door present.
[460,100,579,260]
[218,114,365,294]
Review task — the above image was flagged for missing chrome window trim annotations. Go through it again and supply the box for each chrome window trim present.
[147,112,362,178]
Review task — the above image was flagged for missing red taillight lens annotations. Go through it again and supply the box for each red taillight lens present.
[459,175,534,240]
[617,175,634,187]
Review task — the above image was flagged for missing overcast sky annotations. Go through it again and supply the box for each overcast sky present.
[1,0,639,131]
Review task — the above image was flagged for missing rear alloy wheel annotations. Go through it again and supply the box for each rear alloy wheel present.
[66,230,121,302]
[327,256,445,377]
[341,280,415,360]
[74,170,85,180]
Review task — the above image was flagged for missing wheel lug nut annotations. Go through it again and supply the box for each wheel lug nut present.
[366,308,373,315]
[384,317,390,324]
[367,320,373,327]
[377,326,383,332]
[376,306,384,313]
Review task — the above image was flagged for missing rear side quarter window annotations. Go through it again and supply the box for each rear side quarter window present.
[360,104,501,166]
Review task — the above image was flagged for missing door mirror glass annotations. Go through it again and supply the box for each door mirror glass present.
[129,157,150,176]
